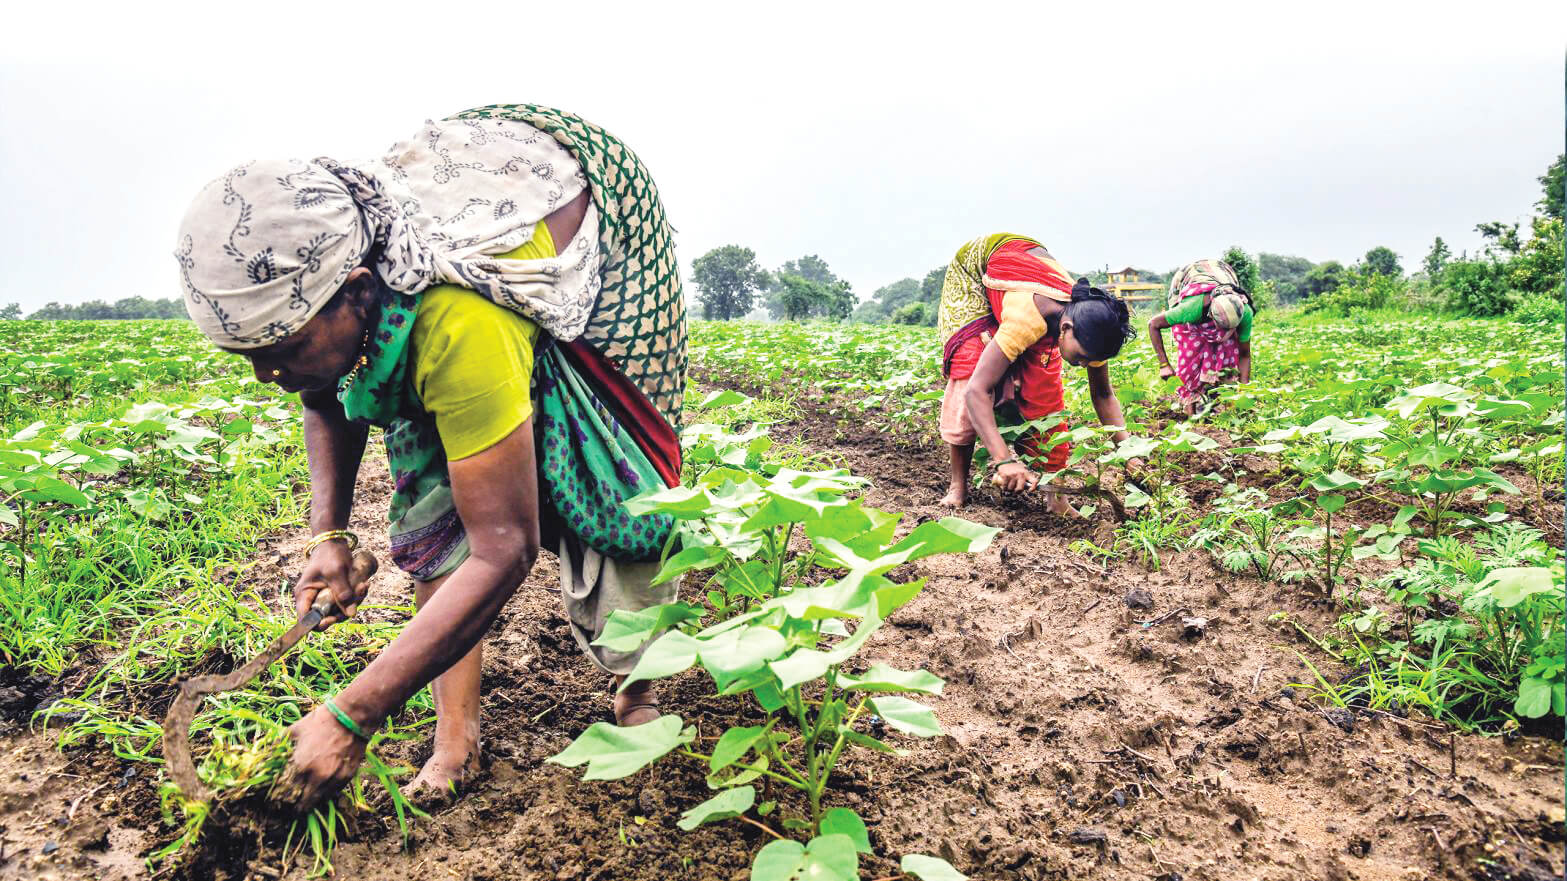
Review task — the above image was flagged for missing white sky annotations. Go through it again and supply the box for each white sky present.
[1,1,1562,312]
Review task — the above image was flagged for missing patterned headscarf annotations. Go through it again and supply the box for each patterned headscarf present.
[1210,292,1247,329]
[175,119,599,349]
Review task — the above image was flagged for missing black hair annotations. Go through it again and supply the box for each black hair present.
[1065,278,1136,361]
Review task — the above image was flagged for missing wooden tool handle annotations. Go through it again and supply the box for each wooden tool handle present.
[306,550,379,618]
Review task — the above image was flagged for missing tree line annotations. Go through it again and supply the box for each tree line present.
[1,297,190,321]
[692,154,1563,325]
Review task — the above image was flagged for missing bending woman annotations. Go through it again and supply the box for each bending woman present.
[1148,258,1254,416]
[174,105,687,806]
[937,233,1138,510]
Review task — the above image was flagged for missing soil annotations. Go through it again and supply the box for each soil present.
[0,379,1562,881]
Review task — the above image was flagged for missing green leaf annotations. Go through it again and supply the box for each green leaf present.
[709,725,767,773]
[623,484,716,518]
[751,834,859,881]
[887,517,1000,562]
[839,664,944,695]
[697,627,790,691]
[1515,677,1553,719]
[867,696,942,737]
[820,808,872,854]
[592,603,705,652]
[1477,567,1557,608]
[1309,471,1363,492]
[699,389,751,409]
[902,854,969,881]
[28,476,91,507]
[1317,494,1347,514]
[546,716,693,781]
[873,578,925,617]
[619,631,704,688]
[652,545,729,585]
[676,785,756,831]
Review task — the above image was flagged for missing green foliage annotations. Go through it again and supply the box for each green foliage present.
[1300,260,1346,299]
[1310,525,1563,728]
[1301,269,1406,317]
[692,245,770,321]
[1439,259,1511,316]
[27,297,190,321]
[1540,153,1565,221]
[765,256,855,322]
[1509,290,1565,324]
[551,415,994,876]
[1257,253,1315,302]
[1423,237,1452,278]
[889,302,928,325]
[1507,216,1565,295]
[1362,246,1402,277]
[1220,246,1261,294]
[0,303,20,320]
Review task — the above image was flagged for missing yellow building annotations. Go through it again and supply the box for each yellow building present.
[1103,267,1164,304]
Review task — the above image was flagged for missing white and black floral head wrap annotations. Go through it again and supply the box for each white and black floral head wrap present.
[175,119,598,348]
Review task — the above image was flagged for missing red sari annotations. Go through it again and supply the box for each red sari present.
[941,240,1072,472]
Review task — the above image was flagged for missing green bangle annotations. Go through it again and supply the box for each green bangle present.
[324,698,373,742]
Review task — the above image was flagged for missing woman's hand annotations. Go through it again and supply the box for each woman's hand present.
[295,542,368,631]
[280,704,368,811]
[992,461,1039,492]
[1158,364,1176,381]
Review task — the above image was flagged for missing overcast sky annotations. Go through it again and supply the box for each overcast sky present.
[1,1,1562,312]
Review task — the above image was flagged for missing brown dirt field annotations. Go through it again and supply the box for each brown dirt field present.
[0,384,1562,881]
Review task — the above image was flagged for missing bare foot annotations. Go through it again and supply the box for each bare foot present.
[1044,490,1084,519]
[409,744,481,804]
[939,484,969,507]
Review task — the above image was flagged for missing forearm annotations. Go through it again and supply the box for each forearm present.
[1092,394,1130,443]
[963,385,1012,462]
[1238,352,1251,383]
[301,391,368,533]
[1148,320,1170,366]
[336,554,530,725]
[1087,367,1130,443]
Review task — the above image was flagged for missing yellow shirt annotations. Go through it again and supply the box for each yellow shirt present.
[991,291,1051,361]
[408,224,553,460]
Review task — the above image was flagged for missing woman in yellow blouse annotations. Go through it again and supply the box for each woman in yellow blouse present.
[174,105,687,806]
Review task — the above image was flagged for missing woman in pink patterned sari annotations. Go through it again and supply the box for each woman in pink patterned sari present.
[1148,259,1254,416]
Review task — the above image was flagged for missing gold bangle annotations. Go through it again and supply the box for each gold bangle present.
[304,529,358,557]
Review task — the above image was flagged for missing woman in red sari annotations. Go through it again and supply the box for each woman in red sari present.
[936,233,1138,510]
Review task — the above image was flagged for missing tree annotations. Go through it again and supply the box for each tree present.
[854,277,920,323]
[1539,153,1564,221]
[770,274,823,321]
[691,245,769,321]
[1476,221,1522,257]
[1422,237,1452,278]
[1220,246,1260,294]
[764,255,853,322]
[26,297,190,320]
[0,303,20,320]
[778,254,838,286]
[890,302,927,325]
[920,266,947,305]
[1300,260,1346,299]
[1363,246,1402,277]
[1257,253,1314,302]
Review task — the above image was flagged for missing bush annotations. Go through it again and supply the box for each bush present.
[1508,217,1565,294]
[889,302,927,325]
[1302,271,1404,317]
[1510,291,1565,324]
[1440,259,1512,316]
